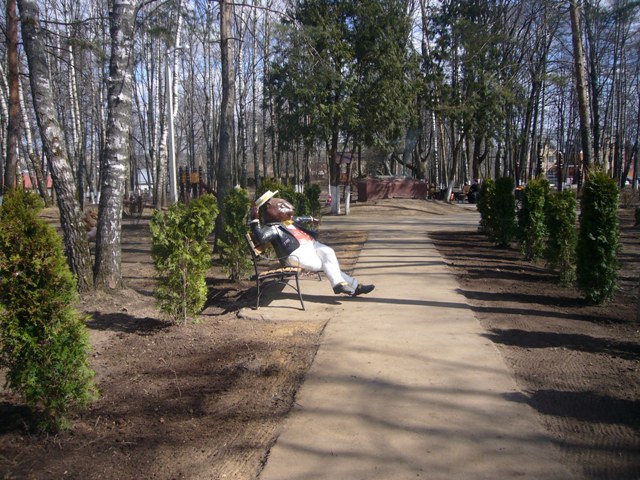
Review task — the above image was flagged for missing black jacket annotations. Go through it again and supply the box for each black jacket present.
[249,216,318,260]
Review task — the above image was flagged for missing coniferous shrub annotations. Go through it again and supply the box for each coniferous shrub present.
[305,183,322,216]
[219,188,252,281]
[293,191,311,216]
[477,178,496,237]
[150,194,219,323]
[576,170,620,304]
[492,177,517,247]
[545,189,577,285]
[256,179,294,205]
[0,189,97,431]
[517,177,550,260]
[255,179,312,217]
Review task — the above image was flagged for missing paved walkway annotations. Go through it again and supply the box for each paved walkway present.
[252,205,576,480]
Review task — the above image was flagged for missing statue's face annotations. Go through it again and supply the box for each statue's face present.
[264,197,294,223]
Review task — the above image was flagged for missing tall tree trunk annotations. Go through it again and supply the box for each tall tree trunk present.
[19,69,51,205]
[0,66,8,182]
[94,0,136,290]
[216,0,234,241]
[154,4,183,206]
[4,0,20,192]
[18,0,93,291]
[584,2,601,164]
[261,1,272,180]
[251,0,260,189]
[570,0,593,171]
[329,129,341,214]
[236,6,248,189]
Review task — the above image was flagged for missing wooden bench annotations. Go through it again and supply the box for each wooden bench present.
[244,233,305,310]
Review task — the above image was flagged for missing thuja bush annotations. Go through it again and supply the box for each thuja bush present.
[257,179,294,204]
[477,178,496,236]
[305,183,322,217]
[0,189,97,431]
[255,179,311,217]
[293,191,311,216]
[544,189,577,285]
[517,177,550,260]
[219,188,252,281]
[491,177,517,247]
[150,194,219,323]
[576,170,621,304]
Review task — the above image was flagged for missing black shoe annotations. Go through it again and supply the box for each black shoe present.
[352,284,375,297]
[333,282,355,295]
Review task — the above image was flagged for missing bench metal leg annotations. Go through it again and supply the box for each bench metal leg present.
[295,274,305,310]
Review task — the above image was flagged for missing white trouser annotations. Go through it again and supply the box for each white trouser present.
[287,241,358,289]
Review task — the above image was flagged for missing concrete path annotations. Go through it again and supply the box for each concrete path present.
[254,205,576,480]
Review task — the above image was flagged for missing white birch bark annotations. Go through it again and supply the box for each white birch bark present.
[236,6,248,188]
[94,0,136,290]
[19,70,51,205]
[154,2,183,206]
[0,64,10,174]
[251,0,260,188]
[17,0,93,291]
[62,0,82,165]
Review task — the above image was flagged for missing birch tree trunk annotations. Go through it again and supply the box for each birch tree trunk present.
[94,0,136,290]
[251,0,261,189]
[236,6,248,188]
[4,0,20,192]
[0,66,8,179]
[154,2,183,207]
[18,0,93,291]
[19,70,51,205]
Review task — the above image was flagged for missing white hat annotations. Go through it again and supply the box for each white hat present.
[255,190,278,208]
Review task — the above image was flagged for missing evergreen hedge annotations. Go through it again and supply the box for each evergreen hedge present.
[150,194,219,323]
[218,188,252,281]
[576,170,620,304]
[0,189,97,431]
[517,177,550,260]
[477,178,496,236]
[304,183,322,217]
[255,179,313,218]
[545,189,577,285]
[491,177,517,247]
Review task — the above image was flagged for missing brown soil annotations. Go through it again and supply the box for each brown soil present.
[1,201,639,480]
[431,207,640,480]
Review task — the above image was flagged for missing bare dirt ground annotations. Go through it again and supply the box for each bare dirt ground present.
[431,206,640,480]
[1,199,639,480]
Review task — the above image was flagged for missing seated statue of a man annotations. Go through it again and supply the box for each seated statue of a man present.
[248,190,375,297]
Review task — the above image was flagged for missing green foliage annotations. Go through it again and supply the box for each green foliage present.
[576,170,620,304]
[491,177,517,247]
[477,178,495,236]
[256,179,294,205]
[268,0,417,153]
[305,183,322,216]
[0,189,97,432]
[218,188,252,281]
[150,194,219,323]
[255,179,311,216]
[544,190,577,285]
[293,192,311,217]
[517,178,549,260]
